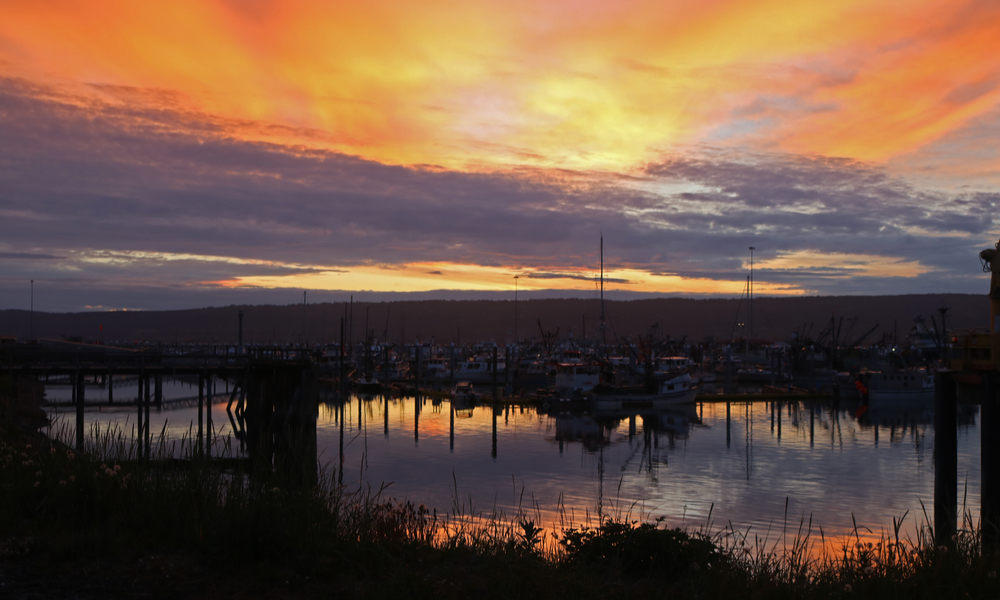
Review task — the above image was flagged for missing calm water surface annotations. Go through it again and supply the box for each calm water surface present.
[47,381,983,545]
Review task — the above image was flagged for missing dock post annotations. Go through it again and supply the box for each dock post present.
[449,404,454,452]
[505,346,511,386]
[75,371,84,450]
[934,370,958,547]
[449,344,456,385]
[726,402,731,449]
[491,404,498,459]
[384,346,390,387]
[206,375,213,457]
[982,372,1000,548]
[414,392,420,443]
[339,317,345,400]
[144,376,151,459]
[155,375,162,410]
[492,346,498,401]
[198,373,204,457]
[136,373,144,453]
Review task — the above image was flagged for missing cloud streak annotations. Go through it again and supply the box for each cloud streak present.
[0,76,996,312]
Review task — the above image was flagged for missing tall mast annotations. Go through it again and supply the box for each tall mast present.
[600,235,606,346]
[749,246,755,344]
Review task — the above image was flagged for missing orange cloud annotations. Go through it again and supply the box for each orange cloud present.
[1,0,997,174]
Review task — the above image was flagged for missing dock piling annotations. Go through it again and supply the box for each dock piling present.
[982,372,1000,548]
[934,371,958,547]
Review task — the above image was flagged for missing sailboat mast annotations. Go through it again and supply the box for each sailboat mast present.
[749,246,755,345]
[600,235,606,347]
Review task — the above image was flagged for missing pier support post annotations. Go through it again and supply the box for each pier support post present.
[449,344,456,385]
[414,393,420,443]
[492,346,498,401]
[75,371,84,450]
[339,317,345,400]
[491,403,498,459]
[198,374,204,457]
[205,375,213,457]
[982,372,1000,548]
[726,402,731,449]
[154,375,162,410]
[144,376,150,459]
[934,371,958,547]
[136,373,144,454]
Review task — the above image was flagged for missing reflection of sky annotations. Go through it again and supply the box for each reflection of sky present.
[45,377,236,454]
[322,395,981,547]
[55,388,983,548]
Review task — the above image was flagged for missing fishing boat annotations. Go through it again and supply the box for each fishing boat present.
[552,362,602,396]
[861,370,935,403]
[454,357,506,383]
[591,371,698,409]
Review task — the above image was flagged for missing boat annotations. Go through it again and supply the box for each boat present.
[552,362,602,396]
[454,357,507,383]
[590,371,698,409]
[736,367,789,383]
[860,370,935,403]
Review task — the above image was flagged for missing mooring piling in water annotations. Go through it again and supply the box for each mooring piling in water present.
[982,372,1000,547]
[144,374,151,459]
[934,371,958,547]
[75,370,84,450]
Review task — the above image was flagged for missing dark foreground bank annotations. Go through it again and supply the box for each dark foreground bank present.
[2,408,1000,599]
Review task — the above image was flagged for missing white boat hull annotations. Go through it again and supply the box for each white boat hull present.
[592,386,698,410]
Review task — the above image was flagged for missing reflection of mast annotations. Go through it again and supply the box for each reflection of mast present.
[491,405,498,459]
[597,430,604,517]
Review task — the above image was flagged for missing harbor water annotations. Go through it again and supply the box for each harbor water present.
[45,380,982,550]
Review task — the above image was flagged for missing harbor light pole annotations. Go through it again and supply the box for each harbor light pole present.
[30,279,34,340]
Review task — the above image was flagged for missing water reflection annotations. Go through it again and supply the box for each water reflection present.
[49,379,984,548]
[318,393,982,547]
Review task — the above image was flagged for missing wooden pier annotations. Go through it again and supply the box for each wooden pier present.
[1,340,319,484]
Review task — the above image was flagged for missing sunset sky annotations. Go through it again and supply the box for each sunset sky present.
[1,0,999,312]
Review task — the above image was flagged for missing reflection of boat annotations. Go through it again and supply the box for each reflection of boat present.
[591,372,698,409]
[551,403,701,449]
[354,377,382,392]
[861,370,935,403]
[450,381,479,405]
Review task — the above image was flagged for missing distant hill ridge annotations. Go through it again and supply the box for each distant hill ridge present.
[0,294,987,346]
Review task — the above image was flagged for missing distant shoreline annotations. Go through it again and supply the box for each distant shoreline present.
[0,293,984,345]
